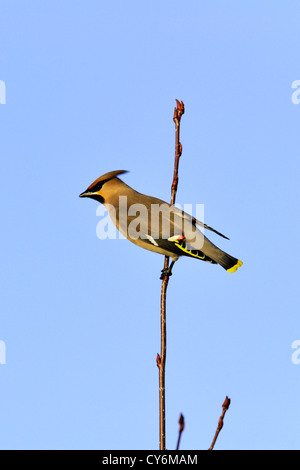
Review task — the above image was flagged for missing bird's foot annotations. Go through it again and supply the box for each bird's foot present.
[160,267,173,280]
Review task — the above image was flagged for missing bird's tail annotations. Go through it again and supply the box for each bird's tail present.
[211,249,243,273]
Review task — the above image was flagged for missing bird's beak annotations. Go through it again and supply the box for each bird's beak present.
[79,190,94,198]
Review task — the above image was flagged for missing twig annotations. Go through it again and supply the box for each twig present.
[171,100,184,205]
[157,100,184,450]
[176,414,185,450]
[208,396,231,450]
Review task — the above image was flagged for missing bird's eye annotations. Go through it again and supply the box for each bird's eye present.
[91,182,103,192]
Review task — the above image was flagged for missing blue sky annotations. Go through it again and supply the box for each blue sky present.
[0,1,300,450]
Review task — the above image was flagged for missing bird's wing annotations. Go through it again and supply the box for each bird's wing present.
[141,233,217,263]
[192,218,230,240]
[170,205,230,240]
[115,192,228,262]
[124,203,216,262]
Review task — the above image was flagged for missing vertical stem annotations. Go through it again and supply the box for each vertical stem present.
[158,274,169,450]
[158,100,185,450]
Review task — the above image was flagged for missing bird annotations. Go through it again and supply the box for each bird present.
[79,170,243,278]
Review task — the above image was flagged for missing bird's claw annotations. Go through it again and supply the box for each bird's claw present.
[160,268,173,280]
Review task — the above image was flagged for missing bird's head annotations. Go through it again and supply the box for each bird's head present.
[79,170,128,203]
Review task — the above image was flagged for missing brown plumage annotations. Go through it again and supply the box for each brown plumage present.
[79,170,243,274]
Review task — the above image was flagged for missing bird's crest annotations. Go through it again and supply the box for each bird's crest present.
[86,170,129,191]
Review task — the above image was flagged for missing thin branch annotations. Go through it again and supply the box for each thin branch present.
[176,413,185,450]
[208,396,231,450]
[157,100,185,451]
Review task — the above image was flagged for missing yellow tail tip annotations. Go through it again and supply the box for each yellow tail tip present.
[227,259,243,273]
